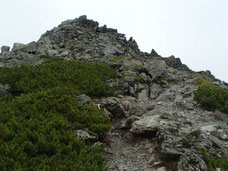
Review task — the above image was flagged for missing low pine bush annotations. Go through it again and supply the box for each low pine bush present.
[0,58,116,97]
[0,58,116,170]
[194,79,228,114]
[201,148,228,171]
[0,87,110,170]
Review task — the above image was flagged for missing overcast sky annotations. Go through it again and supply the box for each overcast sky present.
[0,0,227,82]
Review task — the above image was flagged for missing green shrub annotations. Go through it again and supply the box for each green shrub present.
[109,56,124,62]
[194,79,228,114]
[0,87,110,170]
[159,71,179,84]
[201,148,228,171]
[0,58,116,170]
[0,58,116,97]
[135,76,152,85]
[38,54,52,59]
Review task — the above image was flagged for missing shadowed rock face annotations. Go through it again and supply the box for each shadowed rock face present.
[1,15,228,170]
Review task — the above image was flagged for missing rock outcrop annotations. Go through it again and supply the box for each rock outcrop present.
[1,15,228,170]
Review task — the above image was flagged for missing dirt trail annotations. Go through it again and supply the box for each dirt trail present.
[104,120,162,171]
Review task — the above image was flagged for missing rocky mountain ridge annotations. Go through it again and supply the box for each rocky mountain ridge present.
[1,15,228,170]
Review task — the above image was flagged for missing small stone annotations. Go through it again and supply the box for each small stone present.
[73,129,97,140]
[119,120,128,129]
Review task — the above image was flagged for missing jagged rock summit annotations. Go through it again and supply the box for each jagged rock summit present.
[1,15,228,171]
[0,15,143,65]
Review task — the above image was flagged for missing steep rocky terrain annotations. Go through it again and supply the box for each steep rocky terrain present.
[1,15,228,170]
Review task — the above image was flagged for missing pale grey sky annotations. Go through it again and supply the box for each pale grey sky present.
[0,0,227,82]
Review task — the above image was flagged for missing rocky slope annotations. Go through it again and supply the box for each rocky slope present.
[1,15,228,170]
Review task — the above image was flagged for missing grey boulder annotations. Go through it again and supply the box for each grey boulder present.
[103,97,126,117]
[143,60,166,78]
[1,46,10,53]
[130,115,161,134]
[77,94,91,105]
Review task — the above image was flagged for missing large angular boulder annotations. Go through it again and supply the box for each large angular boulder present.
[149,84,162,99]
[102,97,126,117]
[129,102,155,116]
[12,43,25,51]
[137,89,149,101]
[103,44,123,56]
[130,115,161,134]
[165,55,190,71]
[1,46,10,54]
[1,46,11,60]
[143,60,166,78]
[150,49,160,57]
[2,52,11,60]
[157,90,176,101]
